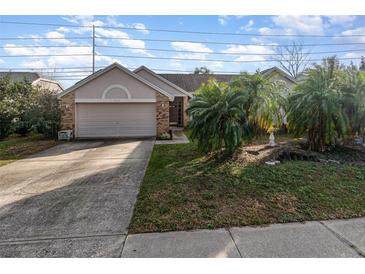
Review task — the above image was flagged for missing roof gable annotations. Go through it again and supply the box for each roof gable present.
[261,66,296,83]
[57,63,174,101]
[134,66,192,98]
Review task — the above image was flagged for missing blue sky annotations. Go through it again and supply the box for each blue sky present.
[0,15,364,87]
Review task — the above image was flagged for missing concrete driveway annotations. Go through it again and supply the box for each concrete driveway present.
[0,139,154,257]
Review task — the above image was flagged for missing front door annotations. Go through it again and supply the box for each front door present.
[169,98,183,127]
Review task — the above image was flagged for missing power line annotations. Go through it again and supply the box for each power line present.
[0,45,91,48]
[2,44,364,56]
[0,54,92,57]
[1,35,365,48]
[0,37,90,40]
[0,20,364,38]
[0,67,241,74]
[96,53,365,63]
[96,45,365,56]
[0,66,93,70]
[95,36,365,47]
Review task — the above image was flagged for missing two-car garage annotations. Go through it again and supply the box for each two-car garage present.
[76,103,156,138]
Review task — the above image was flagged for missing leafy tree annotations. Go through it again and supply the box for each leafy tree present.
[28,88,60,138]
[0,77,34,137]
[188,80,249,154]
[194,66,211,75]
[287,63,348,152]
[359,56,365,71]
[0,77,60,138]
[230,71,287,134]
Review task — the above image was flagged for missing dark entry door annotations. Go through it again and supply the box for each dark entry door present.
[169,98,183,127]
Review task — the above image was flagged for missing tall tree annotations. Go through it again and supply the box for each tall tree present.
[340,66,365,135]
[360,56,365,71]
[287,62,348,152]
[230,71,287,134]
[194,66,211,75]
[272,42,310,79]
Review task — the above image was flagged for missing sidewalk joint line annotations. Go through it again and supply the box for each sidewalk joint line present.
[226,228,243,258]
[319,221,365,258]
[0,232,127,245]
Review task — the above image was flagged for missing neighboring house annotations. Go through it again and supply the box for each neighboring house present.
[0,72,64,94]
[159,66,296,95]
[57,63,191,139]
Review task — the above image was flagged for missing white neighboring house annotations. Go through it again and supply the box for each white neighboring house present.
[0,72,63,94]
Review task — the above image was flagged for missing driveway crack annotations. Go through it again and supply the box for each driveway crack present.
[319,221,365,257]
[226,228,243,258]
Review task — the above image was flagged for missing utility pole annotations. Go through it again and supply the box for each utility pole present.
[92,25,95,73]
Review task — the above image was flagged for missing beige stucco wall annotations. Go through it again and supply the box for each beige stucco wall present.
[75,67,156,100]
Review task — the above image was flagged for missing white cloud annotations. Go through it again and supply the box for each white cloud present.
[218,16,228,25]
[45,31,73,45]
[95,28,153,56]
[171,42,212,53]
[4,44,95,69]
[171,42,213,61]
[46,31,65,39]
[105,16,124,27]
[20,60,47,69]
[241,20,254,31]
[207,61,224,69]
[133,23,149,34]
[58,17,152,55]
[327,16,356,25]
[343,52,362,59]
[222,45,275,62]
[0,59,4,64]
[339,27,365,43]
[261,16,324,35]
[56,27,71,33]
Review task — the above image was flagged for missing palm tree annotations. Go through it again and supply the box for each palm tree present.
[287,64,348,152]
[230,71,287,134]
[188,80,249,154]
[340,67,365,136]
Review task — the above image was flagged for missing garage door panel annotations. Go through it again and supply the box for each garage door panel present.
[76,103,156,138]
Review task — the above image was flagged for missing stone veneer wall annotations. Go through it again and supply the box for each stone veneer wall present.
[156,92,170,136]
[183,96,189,127]
[59,91,75,131]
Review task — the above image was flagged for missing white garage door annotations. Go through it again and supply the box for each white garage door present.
[76,103,156,138]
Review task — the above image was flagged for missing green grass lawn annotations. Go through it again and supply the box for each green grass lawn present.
[0,134,58,167]
[129,140,365,233]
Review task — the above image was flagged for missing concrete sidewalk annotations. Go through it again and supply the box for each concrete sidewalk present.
[121,217,365,258]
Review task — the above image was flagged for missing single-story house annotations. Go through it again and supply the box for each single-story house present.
[0,72,64,94]
[57,63,295,139]
[57,63,191,139]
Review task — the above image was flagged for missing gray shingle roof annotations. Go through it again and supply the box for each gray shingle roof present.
[159,67,296,94]
[0,72,40,83]
[158,74,236,93]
